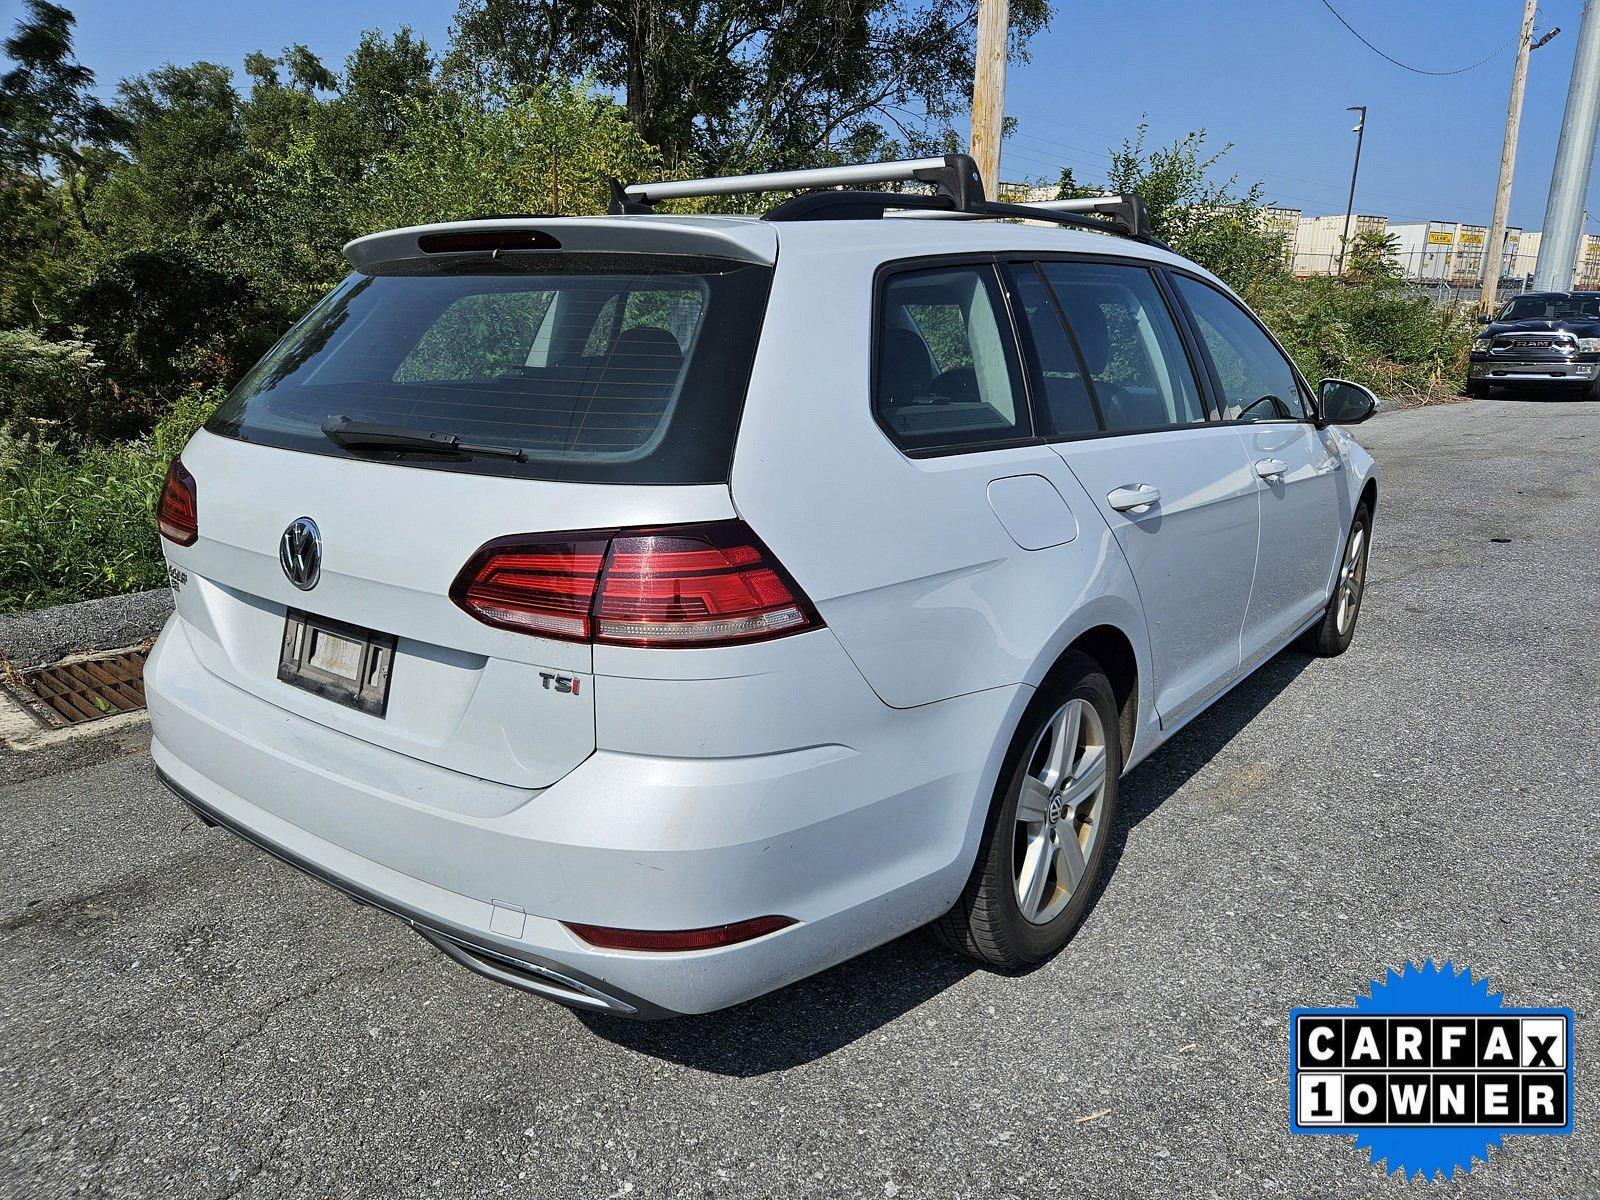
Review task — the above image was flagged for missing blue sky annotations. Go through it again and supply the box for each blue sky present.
[21,0,1600,231]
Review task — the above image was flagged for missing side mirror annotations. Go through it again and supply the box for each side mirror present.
[1477,312,1492,324]
[1318,378,1379,425]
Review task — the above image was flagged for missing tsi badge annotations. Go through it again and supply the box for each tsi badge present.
[1290,960,1574,1180]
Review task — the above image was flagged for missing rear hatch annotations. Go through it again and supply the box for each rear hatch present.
[163,220,775,790]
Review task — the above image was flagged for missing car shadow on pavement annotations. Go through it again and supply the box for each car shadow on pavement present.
[578,649,1313,1076]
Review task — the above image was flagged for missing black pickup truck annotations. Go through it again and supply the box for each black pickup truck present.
[1466,291,1600,398]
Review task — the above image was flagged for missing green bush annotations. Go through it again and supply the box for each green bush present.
[0,389,219,612]
[0,327,109,444]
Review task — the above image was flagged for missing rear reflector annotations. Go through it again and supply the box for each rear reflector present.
[451,520,820,647]
[156,456,198,546]
[563,915,796,952]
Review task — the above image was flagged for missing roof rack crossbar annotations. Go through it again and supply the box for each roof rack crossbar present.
[612,154,986,214]
[763,189,1162,245]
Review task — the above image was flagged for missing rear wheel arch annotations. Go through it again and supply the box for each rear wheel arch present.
[1041,624,1138,765]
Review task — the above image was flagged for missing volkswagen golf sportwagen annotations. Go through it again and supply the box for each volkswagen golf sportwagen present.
[147,155,1379,1018]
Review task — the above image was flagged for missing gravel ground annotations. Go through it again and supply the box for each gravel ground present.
[1,396,1596,1199]
[0,589,171,671]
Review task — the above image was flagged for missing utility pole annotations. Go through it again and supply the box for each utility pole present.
[970,0,1009,200]
[1337,106,1367,275]
[1479,0,1541,315]
[1534,0,1600,291]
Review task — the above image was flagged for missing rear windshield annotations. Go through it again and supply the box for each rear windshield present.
[206,253,772,483]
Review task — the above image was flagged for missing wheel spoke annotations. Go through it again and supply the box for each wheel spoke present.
[1017,775,1052,824]
[1017,830,1054,919]
[1061,743,1107,808]
[1042,701,1082,788]
[1055,827,1087,890]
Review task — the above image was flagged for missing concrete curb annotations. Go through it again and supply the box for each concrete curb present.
[0,588,173,670]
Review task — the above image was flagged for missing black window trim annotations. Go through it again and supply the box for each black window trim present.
[1020,252,1224,442]
[869,248,1311,459]
[1160,265,1320,426]
[870,253,1045,459]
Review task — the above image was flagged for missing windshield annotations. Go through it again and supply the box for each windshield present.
[206,254,772,483]
[1497,294,1600,321]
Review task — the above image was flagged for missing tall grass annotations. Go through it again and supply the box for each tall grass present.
[0,391,217,613]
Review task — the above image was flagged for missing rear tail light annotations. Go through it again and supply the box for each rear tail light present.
[563,915,796,952]
[156,456,198,546]
[451,520,820,647]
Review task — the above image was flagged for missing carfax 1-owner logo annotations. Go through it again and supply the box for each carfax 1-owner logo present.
[1289,960,1575,1181]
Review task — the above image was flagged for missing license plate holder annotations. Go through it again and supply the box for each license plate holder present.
[277,609,396,717]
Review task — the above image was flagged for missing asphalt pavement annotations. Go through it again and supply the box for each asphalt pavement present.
[2,396,1596,1199]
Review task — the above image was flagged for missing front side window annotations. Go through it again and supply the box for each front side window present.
[206,256,768,484]
[1172,275,1306,422]
[1039,262,1206,432]
[875,265,1030,452]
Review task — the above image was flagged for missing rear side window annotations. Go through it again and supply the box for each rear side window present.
[206,255,770,484]
[1039,262,1207,432]
[874,265,1031,452]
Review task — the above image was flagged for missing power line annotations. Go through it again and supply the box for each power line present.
[1316,0,1516,76]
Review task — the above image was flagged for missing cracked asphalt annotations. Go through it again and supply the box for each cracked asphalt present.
[2,396,1597,1199]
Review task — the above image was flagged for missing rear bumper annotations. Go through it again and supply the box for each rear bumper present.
[146,615,1024,1016]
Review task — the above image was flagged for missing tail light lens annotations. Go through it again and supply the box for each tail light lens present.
[156,456,198,546]
[451,520,820,648]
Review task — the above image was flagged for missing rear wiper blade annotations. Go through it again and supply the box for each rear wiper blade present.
[321,416,527,462]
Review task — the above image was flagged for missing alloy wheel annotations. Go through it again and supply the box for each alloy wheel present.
[1011,698,1109,925]
[1335,523,1367,636]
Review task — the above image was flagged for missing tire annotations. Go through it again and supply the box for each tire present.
[1463,379,1489,398]
[1298,505,1372,657]
[931,652,1121,969]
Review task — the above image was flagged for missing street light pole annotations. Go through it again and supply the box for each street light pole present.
[1337,105,1367,276]
[1534,0,1600,291]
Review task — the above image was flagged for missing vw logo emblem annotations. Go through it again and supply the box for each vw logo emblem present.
[279,517,322,591]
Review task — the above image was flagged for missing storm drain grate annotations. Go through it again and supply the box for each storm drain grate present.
[14,649,149,726]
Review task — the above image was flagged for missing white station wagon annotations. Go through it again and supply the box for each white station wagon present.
[147,156,1378,1018]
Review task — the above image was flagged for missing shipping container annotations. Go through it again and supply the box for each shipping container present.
[1388,221,1458,282]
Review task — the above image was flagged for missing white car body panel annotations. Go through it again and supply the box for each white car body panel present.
[146,212,1377,1016]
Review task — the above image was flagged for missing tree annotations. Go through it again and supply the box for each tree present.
[0,0,123,226]
[357,83,658,231]
[445,0,1051,173]
[0,0,122,323]
[1057,125,1285,294]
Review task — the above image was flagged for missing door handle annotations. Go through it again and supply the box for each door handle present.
[1107,484,1160,512]
[1255,458,1287,480]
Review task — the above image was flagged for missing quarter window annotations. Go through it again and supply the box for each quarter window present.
[1172,275,1306,421]
[1039,263,1207,432]
[875,265,1030,452]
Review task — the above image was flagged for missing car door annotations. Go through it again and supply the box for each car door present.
[1167,272,1342,667]
[1031,260,1260,727]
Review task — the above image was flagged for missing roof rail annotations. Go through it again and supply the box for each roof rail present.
[610,154,985,215]
[608,155,1159,244]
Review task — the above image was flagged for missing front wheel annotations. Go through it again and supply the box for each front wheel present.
[1463,379,1489,398]
[931,654,1121,968]
[1299,506,1372,657]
